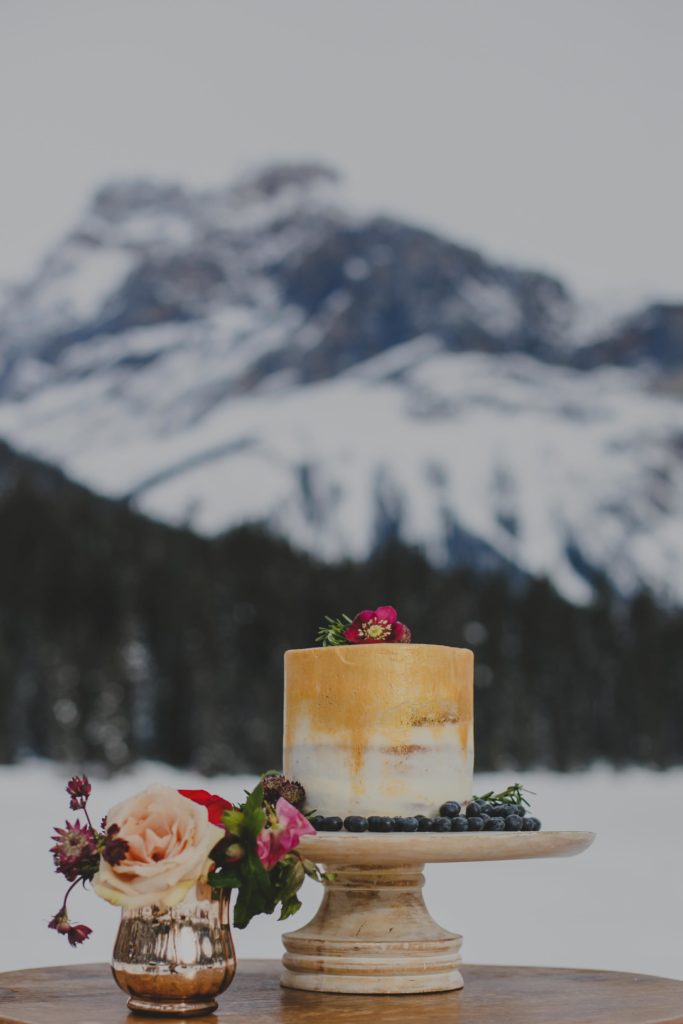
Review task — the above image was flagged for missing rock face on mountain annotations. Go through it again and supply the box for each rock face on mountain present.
[576,303,683,372]
[0,163,682,604]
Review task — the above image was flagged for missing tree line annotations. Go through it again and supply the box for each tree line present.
[0,452,681,774]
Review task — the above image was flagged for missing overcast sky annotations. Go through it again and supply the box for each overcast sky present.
[1,0,681,305]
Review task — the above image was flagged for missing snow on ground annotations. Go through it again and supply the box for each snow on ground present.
[2,761,681,980]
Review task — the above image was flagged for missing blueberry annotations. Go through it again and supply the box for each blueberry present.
[515,805,527,817]
[417,817,434,831]
[390,816,404,831]
[505,814,523,831]
[399,817,419,832]
[319,816,343,832]
[477,801,493,815]
[490,805,512,818]
[528,817,542,831]
[368,815,393,833]
[466,815,484,831]
[439,801,462,818]
[310,815,326,830]
[344,816,369,832]
[450,816,469,832]
[465,801,482,818]
[521,817,535,831]
[430,816,452,831]
[483,817,505,831]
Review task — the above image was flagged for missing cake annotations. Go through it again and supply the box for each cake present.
[283,643,474,818]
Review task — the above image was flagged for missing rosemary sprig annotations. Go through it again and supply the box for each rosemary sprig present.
[473,782,534,808]
[315,614,352,646]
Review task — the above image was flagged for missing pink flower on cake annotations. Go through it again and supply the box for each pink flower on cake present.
[92,785,224,910]
[343,605,412,644]
[256,797,315,871]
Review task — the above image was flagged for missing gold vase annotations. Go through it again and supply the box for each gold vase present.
[111,881,235,1017]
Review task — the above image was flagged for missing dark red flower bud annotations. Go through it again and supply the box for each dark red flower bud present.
[66,775,91,811]
[66,923,92,946]
[262,775,306,810]
[48,911,92,946]
[48,909,69,934]
[102,824,129,866]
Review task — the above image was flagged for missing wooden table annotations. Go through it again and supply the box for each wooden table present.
[1,961,682,1024]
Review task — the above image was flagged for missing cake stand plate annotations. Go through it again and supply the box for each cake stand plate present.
[281,831,595,995]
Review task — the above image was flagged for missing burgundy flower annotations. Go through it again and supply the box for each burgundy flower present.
[178,789,233,828]
[50,820,99,882]
[343,606,412,645]
[101,824,129,866]
[394,622,412,643]
[66,922,93,946]
[66,775,91,811]
[48,910,92,946]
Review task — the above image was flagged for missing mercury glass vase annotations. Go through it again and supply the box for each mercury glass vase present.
[111,881,235,1016]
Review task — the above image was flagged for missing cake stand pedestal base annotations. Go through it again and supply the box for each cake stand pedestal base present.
[281,864,463,995]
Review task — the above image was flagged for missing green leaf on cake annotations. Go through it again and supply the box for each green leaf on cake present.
[315,613,352,646]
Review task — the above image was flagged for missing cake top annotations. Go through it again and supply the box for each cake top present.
[286,643,471,657]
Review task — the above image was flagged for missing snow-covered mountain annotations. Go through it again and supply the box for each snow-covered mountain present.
[1,163,682,604]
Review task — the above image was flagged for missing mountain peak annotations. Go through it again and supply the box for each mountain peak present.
[0,163,682,605]
[91,179,191,222]
[233,161,340,197]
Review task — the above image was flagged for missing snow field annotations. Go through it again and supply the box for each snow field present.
[2,761,680,980]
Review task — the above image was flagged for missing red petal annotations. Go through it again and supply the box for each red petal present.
[343,626,363,643]
[179,790,232,827]
[178,789,212,805]
[354,610,376,624]
[393,623,412,643]
[374,605,397,624]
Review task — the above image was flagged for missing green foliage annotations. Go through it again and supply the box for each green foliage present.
[208,780,318,929]
[474,782,532,807]
[315,614,352,646]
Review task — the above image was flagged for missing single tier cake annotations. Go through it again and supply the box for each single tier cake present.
[283,644,473,818]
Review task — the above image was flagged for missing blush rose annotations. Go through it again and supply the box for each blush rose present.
[92,785,224,910]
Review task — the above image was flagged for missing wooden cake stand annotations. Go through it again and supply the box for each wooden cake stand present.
[281,831,595,995]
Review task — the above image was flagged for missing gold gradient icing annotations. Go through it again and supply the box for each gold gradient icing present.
[284,644,473,805]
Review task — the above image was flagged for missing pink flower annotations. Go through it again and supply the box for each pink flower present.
[256,798,315,871]
[343,605,412,644]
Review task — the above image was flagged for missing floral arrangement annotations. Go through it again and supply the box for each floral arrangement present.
[316,604,411,646]
[49,772,326,944]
